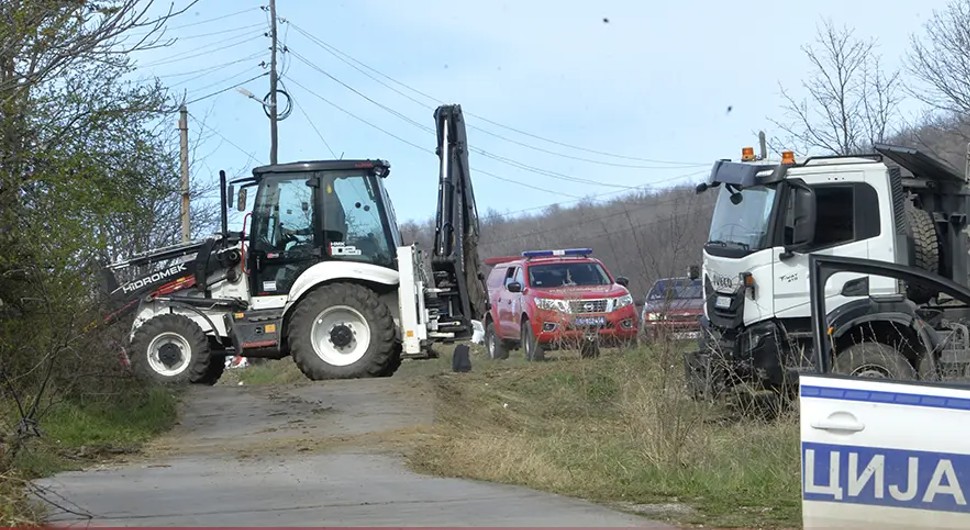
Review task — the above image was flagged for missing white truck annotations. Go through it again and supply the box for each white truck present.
[98,104,488,384]
[688,141,970,397]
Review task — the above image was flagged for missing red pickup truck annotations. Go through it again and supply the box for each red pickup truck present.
[482,248,638,361]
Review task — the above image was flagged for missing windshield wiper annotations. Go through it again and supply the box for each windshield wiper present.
[707,239,750,250]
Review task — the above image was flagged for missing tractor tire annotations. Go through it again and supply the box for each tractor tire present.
[833,342,917,380]
[128,314,217,385]
[195,353,227,385]
[376,341,403,378]
[287,282,397,380]
[485,320,509,360]
[521,319,545,362]
[905,201,941,304]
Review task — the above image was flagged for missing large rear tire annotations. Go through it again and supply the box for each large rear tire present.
[376,341,403,378]
[287,283,397,380]
[196,352,227,385]
[128,314,216,385]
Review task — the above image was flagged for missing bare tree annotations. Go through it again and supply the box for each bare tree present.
[771,19,902,156]
[907,0,970,117]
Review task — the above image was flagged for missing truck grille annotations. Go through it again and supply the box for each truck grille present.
[569,299,608,313]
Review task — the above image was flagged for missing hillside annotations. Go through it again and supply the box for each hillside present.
[400,116,970,303]
[400,183,717,300]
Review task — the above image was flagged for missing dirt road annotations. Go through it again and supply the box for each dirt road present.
[35,371,672,527]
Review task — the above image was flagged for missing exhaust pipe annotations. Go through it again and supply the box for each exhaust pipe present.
[219,170,229,239]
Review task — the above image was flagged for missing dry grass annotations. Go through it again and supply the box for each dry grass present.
[407,343,801,528]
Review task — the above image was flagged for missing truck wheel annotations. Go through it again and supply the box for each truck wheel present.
[287,282,396,380]
[905,201,941,304]
[521,319,545,362]
[833,342,916,380]
[684,350,719,402]
[128,314,216,385]
[485,320,508,360]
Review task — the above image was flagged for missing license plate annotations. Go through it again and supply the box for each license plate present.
[715,296,731,309]
[574,316,606,327]
[674,331,700,340]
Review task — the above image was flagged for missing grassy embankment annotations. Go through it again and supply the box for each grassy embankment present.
[232,342,801,529]
[0,384,180,525]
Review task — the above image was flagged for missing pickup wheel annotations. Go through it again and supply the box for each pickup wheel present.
[485,320,508,360]
[287,283,397,380]
[833,342,917,380]
[128,314,216,385]
[521,319,545,362]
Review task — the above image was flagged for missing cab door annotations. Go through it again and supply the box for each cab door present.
[496,266,519,338]
[774,179,885,319]
[248,174,321,297]
[800,374,970,529]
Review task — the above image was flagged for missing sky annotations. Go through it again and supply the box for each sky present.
[126,0,952,231]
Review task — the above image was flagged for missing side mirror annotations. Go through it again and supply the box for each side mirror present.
[237,187,248,212]
[687,265,700,280]
[507,281,522,293]
[227,184,235,208]
[789,184,816,250]
[615,276,629,287]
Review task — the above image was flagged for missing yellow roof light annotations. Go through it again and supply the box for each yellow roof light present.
[781,150,796,165]
[741,147,756,161]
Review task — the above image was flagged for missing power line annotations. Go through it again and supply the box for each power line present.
[137,31,263,69]
[286,77,432,154]
[129,7,260,35]
[167,22,265,42]
[183,72,268,106]
[187,111,260,167]
[156,53,264,80]
[493,168,708,219]
[286,77,577,199]
[291,92,337,158]
[285,21,704,167]
[288,49,658,192]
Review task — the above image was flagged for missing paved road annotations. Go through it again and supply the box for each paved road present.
[35,373,673,527]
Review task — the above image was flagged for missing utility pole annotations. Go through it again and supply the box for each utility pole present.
[179,104,190,243]
[269,0,279,165]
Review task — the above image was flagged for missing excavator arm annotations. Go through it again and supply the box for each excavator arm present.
[429,104,488,337]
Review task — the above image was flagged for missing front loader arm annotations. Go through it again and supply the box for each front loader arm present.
[429,104,488,339]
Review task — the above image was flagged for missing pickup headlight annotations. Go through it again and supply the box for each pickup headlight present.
[613,294,634,310]
[535,298,570,313]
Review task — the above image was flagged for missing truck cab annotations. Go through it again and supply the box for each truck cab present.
[690,144,970,395]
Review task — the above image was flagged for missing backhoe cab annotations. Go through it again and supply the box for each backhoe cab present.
[100,104,484,385]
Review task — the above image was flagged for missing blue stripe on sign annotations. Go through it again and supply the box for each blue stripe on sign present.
[801,385,970,412]
[803,442,970,513]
